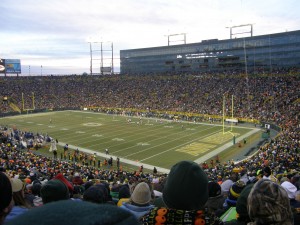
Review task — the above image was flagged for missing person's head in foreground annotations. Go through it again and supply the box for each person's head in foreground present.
[6,200,139,225]
[162,160,209,210]
[247,179,293,225]
[0,172,13,225]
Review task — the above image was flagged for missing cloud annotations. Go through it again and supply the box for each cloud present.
[1,0,299,74]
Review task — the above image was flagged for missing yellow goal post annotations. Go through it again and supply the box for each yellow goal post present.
[222,94,237,137]
[21,92,35,112]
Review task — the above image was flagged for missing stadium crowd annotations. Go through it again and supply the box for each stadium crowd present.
[0,69,299,224]
[0,69,298,122]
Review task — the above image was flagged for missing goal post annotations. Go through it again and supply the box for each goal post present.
[22,92,35,112]
[222,94,237,136]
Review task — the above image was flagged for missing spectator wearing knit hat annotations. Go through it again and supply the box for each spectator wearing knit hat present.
[141,161,223,225]
[83,185,106,204]
[204,181,226,217]
[225,183,254,225]
[5,200,139,225]
[217,180,246,222]
[5,178,31,222]
[120,182,154,220]
[247,179,293,225]
[223,180,245,209]
[0,172,13,225]
[95,183,115,204]
[53,173,74,194]
[235,183,254,223]
[40,179,70,204]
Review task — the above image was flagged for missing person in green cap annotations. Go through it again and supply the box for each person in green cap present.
[141,160,224,225]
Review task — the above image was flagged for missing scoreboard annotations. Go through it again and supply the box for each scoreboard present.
[0,59,21,74]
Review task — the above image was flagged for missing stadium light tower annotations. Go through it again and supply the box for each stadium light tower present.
[88,40,114,75]
[165,33,187,46]
[88,42,92,75]
[225,24,254,111]
[226,24,254,39]
[243,38,251,111]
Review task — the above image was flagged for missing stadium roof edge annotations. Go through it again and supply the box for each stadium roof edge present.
[120,29,300,52]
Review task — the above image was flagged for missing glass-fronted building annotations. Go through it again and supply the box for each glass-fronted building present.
[120,30,300,74]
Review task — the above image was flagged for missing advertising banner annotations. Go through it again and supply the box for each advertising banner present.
[0,59,5,73]
[5,59,21,74]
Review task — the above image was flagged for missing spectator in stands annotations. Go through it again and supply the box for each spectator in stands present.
[40,179,70,204]
[83,185,106,204]
[221,175,235,197]
[141,160,223,225]
[53,173,74,197]
[256,170,264,180]
[204,181,226,217]
[110,183,121,203]
[281,178,299,209]
[5,200,139,225]
[224,183,254,225]
[0,172,13,225]
[239,169,249,185]
[31,182,43,207]
[117,184,131,207]
[23,184,35,207]
[5,178,31,222]
[216,179,246,223]
[262,166,272,179]
[72,172,84,186]
[120,182,154,220]
[223,180,246,209]
[291,174,300,190]
[247,179,293,225]
[294,190,300,225]
[98,182,115,204]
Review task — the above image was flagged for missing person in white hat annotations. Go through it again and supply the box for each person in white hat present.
[120,182,154,220]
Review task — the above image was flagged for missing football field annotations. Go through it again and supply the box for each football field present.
[1,110,260,172]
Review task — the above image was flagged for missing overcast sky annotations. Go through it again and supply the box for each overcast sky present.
[1,0,299,75]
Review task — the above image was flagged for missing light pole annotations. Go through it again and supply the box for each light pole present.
[88,39,114,75]
[88,42,92,75]
[29,66,31,76]
[41,65,43,76]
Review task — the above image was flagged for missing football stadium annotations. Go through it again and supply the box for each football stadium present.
[1,16,300,225]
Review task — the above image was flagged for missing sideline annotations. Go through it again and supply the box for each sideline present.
[57,142,171,174]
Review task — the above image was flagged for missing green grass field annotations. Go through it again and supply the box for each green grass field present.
[1,110,260,171]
